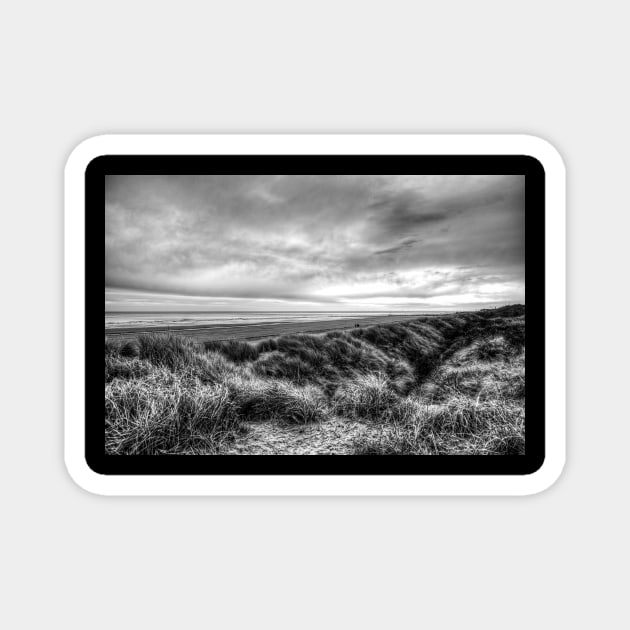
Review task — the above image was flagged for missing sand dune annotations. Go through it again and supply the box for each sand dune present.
[104,306,525,456]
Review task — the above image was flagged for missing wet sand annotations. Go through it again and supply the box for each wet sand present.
[105,313,447,344]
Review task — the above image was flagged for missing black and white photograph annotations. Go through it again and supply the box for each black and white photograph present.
[105,172,527,456]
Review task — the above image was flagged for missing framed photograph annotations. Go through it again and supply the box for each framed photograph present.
[64,134,565,495]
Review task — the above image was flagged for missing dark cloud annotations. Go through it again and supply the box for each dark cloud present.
[374,238,421,256]
[105,174,524,310]
[368,190,447,240]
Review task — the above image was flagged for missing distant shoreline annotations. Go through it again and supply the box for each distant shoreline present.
[105,310,449,314]
[105,313,450,343]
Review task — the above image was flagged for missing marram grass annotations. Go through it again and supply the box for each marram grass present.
[104,306,525,455]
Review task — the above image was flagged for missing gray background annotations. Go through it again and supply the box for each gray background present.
[2,1,627,628]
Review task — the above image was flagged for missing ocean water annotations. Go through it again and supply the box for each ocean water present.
[104,311,423,330]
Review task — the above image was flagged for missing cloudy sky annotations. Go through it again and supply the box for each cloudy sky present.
[105,174,524,312]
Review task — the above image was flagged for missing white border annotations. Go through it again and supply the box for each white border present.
[64,134,565,496]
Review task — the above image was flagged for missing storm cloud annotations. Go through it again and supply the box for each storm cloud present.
[105,174,524,311]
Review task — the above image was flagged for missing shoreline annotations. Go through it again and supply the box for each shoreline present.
[105,313,450,343]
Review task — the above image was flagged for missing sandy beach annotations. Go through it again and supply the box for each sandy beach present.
[105,313,445,343]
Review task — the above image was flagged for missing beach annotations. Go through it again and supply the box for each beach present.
[105,313,445,343]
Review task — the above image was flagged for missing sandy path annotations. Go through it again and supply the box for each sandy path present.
[223,416,386,455]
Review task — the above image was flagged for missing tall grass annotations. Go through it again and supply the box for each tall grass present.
[226,375,328,424]
[353,395,525,455]
[104,309,525,455]
[104,333,333,453]
[105,354,154,384]
[349,320,447,380]
[134,333,243,384]
[350,312,525,455]
[204,339,260,362]
[333,373,398,420]
[105,374,240,454]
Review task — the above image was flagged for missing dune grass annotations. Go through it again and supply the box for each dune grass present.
[333,373,399,420]
[204,339,260,362]
[352,395,525,455]
[352,307,526,455]
[104,306,525,455]
[225,375,329,424]
[105,371,241,454]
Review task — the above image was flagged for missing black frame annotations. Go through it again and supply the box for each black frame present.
[91,155,545,476]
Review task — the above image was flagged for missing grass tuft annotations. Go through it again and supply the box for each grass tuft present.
[105,377,240,455]
[204,339,260,362]
[119,340,140,358]
[333,373,398,420]
[226,375,328,424]
[105,355,154,383]
[137,333,201,370]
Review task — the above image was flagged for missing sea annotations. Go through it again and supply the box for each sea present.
[104,311,434,330]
